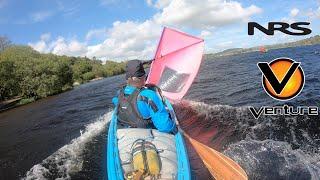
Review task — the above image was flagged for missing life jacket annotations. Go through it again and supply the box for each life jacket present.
[117,85,160,129]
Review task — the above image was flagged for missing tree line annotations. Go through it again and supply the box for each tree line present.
[0,36,125,101]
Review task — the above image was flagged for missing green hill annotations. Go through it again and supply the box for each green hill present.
[206,35,320,58]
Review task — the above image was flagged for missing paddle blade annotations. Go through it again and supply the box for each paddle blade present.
[187,136,248,180]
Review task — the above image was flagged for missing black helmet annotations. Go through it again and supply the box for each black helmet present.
[125,60,146,79]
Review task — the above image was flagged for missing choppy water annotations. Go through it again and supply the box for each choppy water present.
[0,45,319,180]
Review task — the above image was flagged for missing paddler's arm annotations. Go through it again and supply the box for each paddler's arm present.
[138,90,177,133]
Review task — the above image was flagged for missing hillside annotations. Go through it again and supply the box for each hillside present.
[205,35,320,58]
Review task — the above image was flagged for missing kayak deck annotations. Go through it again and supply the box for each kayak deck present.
[117,128,177,179]
[107,108,191,180]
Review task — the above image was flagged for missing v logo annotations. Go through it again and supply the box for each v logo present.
[258,62,300,94]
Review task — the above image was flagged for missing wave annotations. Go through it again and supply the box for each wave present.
[23,111,112,180]
[224,140,320,180]
[174,100,320,179]
[178,100,320,152]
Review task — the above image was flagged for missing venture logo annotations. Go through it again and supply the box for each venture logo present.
[248,22,312,36]
[249,58,319,119]
[258,58,304,101]
[249,105,318,119]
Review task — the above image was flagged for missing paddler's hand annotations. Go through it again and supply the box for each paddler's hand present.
[172,126,178,135]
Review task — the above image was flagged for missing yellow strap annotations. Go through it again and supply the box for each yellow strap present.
[133,171,144,180]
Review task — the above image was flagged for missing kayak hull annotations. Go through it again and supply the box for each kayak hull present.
[106,106,191,180]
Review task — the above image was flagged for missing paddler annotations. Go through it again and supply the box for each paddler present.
[112,60,177,134]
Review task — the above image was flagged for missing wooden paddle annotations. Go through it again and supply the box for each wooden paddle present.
[181,130,248,180]
[172,110,248,180]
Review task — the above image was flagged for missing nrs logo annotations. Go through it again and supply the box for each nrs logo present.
[258,58,304,101]
[248,22,312,36]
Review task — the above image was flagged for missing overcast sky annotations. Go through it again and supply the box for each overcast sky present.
[0,0,319,61]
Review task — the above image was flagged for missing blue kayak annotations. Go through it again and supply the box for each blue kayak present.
[106,100,191,180]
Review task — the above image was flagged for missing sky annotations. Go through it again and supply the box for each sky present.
[0,0,319,61]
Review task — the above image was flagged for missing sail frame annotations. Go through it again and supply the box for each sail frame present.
[147,27,204,103]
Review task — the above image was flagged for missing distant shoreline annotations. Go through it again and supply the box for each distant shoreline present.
[205,35,320,58]
[0,77,105,113]
[0,97,22,112]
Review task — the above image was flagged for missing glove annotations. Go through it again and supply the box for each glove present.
[171,126,178,135]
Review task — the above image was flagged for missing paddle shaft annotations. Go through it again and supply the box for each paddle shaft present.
[172,112,248,180]
[182,131,248,180]
[142,59,154,66]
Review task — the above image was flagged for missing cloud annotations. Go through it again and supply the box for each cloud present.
[86,28,107,41]
[28,33,51,53]
[41,33,51,42]
[51,37,87,56]
[17,2,80,25]
[86,20,161,60]
[29,19,160,61]
[306,6,320,19]
[153,0,262,29]
[290,8,299,17]
[147,0,171,9]
[57,1,80,17]
[146,0,153,6]
[200,30,212,38]
[29,34,87,57]
[30,11,53,22]
[88,0,262,60]
[30,0,263,60]
[28,41,49,53]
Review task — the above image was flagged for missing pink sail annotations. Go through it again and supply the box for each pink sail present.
[146,27,204,103]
